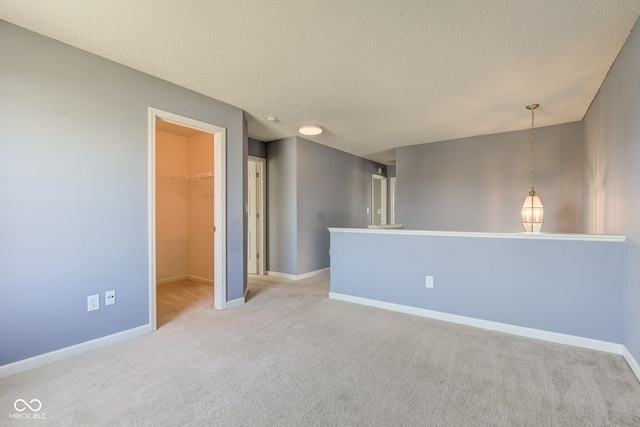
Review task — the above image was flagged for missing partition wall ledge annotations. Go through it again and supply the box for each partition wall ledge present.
[328,228,626,242]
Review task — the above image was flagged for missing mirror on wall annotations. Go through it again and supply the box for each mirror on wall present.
[371,174,388,225]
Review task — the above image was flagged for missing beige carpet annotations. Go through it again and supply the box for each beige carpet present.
[2,272,640,426]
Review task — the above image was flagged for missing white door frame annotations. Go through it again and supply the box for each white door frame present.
[247,160,258,275]
[248,156,266,275]
[371,174,388,225]
[389,177,397,224]
[148,107,227,330]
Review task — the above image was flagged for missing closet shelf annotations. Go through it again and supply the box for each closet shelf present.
[156,171,214,195]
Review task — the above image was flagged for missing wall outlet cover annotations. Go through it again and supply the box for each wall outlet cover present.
[87,294,100,312]
[105,290,116,306]
[425,276,434,289]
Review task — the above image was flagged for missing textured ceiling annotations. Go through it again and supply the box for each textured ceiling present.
[2,1,640,163]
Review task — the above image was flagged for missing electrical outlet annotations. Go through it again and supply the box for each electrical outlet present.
[87,294,100,312]
[105,290,116,306]
[425,276,434,289]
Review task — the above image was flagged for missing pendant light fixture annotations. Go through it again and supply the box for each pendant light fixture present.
[521,103,544,232]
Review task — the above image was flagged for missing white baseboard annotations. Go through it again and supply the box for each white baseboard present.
[266,271,296,280]
[0,324,152,379]
[329,292,626,356]
[225,286,249,309]
[188,275,214,286]
[157,275,213,286]
[226,295,245,309]
[156,275,188,285]
[623,346,640,383]
[268,267,329,281]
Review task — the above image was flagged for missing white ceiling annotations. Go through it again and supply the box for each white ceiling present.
[2,1,640,164]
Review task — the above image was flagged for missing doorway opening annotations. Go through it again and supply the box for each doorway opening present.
[148,108,227,331]
[247,156,266,275]
[371,174,388,225]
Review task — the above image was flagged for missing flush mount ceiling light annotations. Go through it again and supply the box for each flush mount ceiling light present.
[298,125,323,136]
[266,116,278,123]
[521,103,544,233]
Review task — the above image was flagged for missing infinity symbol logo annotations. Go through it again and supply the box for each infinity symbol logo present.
[14,399,42,412]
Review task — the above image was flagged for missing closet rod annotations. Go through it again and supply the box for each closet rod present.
[191,176,212,195]
[156,171,214,195]
[155,171,214,180]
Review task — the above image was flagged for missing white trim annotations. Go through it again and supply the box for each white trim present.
[248,156,267,276]
[226,296,245,309]
[0,325,152,379]
[188,275,214,286]
[149,108,227,318]
[623,346,640,383]
[389,177,397,225]
[156,275,213,285]
[214,126,227,310]
[267,271,297,281]
[267,268,330,281]
[225,286,249,309]
[328,228,626,242]
[156,275,189,285]
[328,292,625,355]
[148,110,157,331]
[371,174,388,225]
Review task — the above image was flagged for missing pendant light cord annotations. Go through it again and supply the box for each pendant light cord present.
[526,104,539,195]
[530,106,535,194]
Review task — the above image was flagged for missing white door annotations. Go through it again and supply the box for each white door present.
[371,174,387,225]
[247,160,258,274]
[389,177,397,224]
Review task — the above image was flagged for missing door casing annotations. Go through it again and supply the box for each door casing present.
[371,174,388,225]
[247,156,266,275]
[148,107,227,329]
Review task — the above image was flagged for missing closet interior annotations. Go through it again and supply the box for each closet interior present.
[156,120,215,288]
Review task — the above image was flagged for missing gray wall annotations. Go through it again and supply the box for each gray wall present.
[296,137,383,273]
[248,138,267,158]
[396,123,584,233]
[0,21,246,365]
[268,137,383,275]
[266,137,298,275]
[583,17,640,366]
[330,231,624,343]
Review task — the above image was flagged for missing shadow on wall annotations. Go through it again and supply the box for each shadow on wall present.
[557,204,582,234]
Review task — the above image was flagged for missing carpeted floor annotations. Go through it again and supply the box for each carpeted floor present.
[2,272,640,426]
